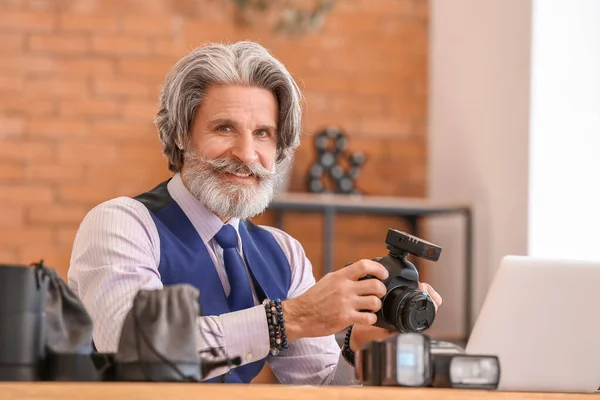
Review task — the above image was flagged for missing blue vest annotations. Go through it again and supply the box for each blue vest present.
[134,179,291,383]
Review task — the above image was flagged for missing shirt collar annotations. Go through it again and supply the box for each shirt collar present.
[167,173,241,246]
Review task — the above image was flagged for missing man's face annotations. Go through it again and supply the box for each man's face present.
[181,84,282,220]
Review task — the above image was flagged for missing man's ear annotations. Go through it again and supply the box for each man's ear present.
[176,133,186,150]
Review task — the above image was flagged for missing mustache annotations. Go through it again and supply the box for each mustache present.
[200,157,274,180]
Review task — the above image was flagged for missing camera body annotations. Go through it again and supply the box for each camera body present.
[359,229,442,333]
[356,333,501,390]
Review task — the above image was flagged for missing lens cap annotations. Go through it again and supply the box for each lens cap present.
[400,292,436,333]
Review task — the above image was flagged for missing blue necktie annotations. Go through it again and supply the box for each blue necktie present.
[214,224,255,311]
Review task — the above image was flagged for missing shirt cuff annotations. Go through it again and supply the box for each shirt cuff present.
[331,352,361,385]
[221,305,270,366]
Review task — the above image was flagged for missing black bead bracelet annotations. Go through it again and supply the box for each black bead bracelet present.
[341,325,355,366]
[264,298,288,356]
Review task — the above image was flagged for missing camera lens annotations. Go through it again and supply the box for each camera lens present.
[382,287,436,333]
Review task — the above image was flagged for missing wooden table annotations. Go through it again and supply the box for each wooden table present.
[268,192,473,340]
[1,383,596,400]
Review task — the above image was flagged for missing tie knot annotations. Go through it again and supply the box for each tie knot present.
[214,224,238,249]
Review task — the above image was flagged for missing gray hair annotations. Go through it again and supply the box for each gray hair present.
[155,41,303,173]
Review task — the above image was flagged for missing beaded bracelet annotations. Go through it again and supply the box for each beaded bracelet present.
[264,298,288,356]
[341,325,355,365]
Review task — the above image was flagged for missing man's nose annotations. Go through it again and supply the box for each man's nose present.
[231,132,258,165]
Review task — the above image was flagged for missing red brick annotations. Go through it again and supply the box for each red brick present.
[18,244,73,277]
[358,117,413,137]
[91,34,151,56]
[58,183,115,203]
[334,0,415,15]
[0,10,55,31]
[62,0,171,15]
[117,143,164,164]
[0,56,56,73]
[57,227,78,246]
[92,77,151,98]
[57,141,118,164]
[0,248,18,264]
[350,74,412,96]
[29,33,89,55]
[388,96,427,122]
[171,0,231,20]
[296,74,353,94]
[152,38,188,57]
[90,120,155,142]
[0,205,24,228]
[302,91,332,114]
[58,13,118,33]
[24,0,62,12]
[381,137,427,160]
[25,164,84,182]
[182,20,238,45]
[116,58,174,79]
[0,33,24,52]
[0,161,24,181]
[301,112,362,138]
[115,178,165,197]
[120,15,176,36]
[0,185,54,204]
[0,139,55,161]
[0,115,26,137]
[28,205,88,224]
[24,77,89,99]
[122,100,159,120]
[270,45,324,75]
[56,58,114,77]
[413,0,429,19]
[86,164,170,187]
[330,95,387,117]
[0,96,56,116]
[59,99,119,118]
[322,12,383,37]
[0,73,25,92]
[28,119,89,139]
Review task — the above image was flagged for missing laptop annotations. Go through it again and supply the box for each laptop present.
[465,255,600,393]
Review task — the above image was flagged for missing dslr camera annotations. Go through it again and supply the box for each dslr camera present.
[358,229,442,333]
[356,333,500,389]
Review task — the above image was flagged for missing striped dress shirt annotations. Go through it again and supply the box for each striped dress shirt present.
[67,173,357,385]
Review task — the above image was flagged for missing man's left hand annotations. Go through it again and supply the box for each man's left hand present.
[349,282,442,352]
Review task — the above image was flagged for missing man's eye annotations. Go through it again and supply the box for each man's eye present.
[217,125,232,133]
[255,130,270,138]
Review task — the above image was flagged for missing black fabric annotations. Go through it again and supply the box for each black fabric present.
[133,179,173,213]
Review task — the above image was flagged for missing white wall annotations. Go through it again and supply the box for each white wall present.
[427,0,533,339]
[528,0,600,261]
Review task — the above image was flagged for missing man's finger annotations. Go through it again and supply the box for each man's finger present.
[344,259,389,281]
[355,278,387,298]
[355,295,383,313]
[419,282,442,307]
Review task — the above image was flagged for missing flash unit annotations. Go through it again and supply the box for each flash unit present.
[355,333,501,390]
[449,355,500,389]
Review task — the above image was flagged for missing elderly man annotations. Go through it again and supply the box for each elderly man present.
[68,41,442,385]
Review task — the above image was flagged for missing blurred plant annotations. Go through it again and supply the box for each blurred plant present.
[230,0,336,36]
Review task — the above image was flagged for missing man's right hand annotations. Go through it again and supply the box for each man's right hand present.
[281,259,389,342]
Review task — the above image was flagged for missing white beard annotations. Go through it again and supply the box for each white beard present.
[181,150,285,220]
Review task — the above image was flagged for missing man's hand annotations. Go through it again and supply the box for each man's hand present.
[349,282,443,352]
[281,259,388,342]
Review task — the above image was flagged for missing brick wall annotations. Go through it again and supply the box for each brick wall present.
[0,0,428,385]
[0,0,427,289]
